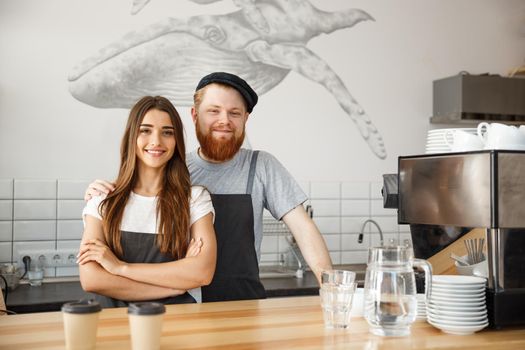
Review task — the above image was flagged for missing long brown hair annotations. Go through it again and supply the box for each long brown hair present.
[100,96,190,259]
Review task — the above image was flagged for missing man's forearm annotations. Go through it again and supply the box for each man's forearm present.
[282,205,333,284]
[296,227,333,283]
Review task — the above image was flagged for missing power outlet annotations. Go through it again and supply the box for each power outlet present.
[18,249,78,269]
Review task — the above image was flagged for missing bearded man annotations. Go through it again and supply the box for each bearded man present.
[85,72,332,302]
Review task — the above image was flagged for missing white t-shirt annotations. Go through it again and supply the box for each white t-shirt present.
[83,185,214,230]
[82,185,214,303]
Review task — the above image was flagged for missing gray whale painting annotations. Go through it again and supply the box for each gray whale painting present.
[68,0,387,159]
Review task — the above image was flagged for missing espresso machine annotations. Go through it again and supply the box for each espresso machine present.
[383,150,525,329]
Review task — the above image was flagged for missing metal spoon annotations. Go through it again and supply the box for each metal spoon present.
[450,253,470,266]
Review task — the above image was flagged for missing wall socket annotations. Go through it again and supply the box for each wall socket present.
[18,249,78,269]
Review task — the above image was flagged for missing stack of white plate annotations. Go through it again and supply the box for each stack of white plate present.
[427,275,488,335]
[425,128,477,154]
[416,293,427,321]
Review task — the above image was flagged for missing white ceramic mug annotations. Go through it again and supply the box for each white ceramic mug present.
[477,122,525,149]
[444,130,483,152]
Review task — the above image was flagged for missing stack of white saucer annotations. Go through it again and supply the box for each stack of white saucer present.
[425,128,477,154]
[426,275,488,335]
[416,293,427,321]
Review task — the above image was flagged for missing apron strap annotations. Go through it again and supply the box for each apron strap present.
[246,150,259,195]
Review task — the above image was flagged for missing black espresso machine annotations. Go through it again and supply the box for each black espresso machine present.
[383,150,525,329]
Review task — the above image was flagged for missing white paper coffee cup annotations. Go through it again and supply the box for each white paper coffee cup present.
[128,302,166,350]
[62,299,101,350]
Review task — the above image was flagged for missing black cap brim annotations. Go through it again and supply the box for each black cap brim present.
[195,72,258,113]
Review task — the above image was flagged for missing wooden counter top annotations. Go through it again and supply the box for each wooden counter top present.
[1,296,524,349]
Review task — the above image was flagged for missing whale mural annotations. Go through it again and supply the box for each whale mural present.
[68,0,387,159]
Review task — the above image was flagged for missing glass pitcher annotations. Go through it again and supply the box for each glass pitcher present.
[364,245,432,336]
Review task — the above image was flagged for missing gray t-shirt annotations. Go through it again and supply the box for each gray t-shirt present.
[187,148,307,260]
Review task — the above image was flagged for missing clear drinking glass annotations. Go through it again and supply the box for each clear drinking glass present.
[320,282,356,328]
[28,267,44,287]
[364,245,432,336]
[320,270,356,329]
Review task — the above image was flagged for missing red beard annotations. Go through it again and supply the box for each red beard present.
[196,119,245,162]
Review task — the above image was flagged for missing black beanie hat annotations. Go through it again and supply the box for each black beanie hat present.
[195,72,258,113]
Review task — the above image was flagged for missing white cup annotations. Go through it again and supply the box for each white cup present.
[477,122,525,149]
[444,130,483,152]
[128,302,166,350]
[454,254,488,278]
[62,299,101,350]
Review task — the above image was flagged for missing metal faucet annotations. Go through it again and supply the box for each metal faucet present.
[358,219,384,246]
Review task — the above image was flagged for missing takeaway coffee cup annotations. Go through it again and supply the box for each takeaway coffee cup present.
[128,302,166,350]
[62,299,101,350]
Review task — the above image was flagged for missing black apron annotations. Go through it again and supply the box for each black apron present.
[95,231,195,308]
[201,151,267,302]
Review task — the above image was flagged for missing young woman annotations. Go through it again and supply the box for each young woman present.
[77,96,216,307]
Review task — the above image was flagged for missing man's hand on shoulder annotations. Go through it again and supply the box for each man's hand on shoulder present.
[84,179,116,201]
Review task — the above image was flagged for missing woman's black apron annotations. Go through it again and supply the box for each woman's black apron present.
[201,151,267,302]
[95,231,196,308]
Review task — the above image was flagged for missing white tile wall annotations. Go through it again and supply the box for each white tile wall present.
[0,179,13,199]
[58,180,91,199]
[341,216,369,234]
[0,179,407,275]
[341,233,368,250]
[57,220,84,240]
[371,199,393,216]
[323,234,341,251]
[14,200,56,220]
[329,251,341,265]
[309,199,340,216]
[342,182,369,199]
[14,179,56,199]
[0,200,13,220]
[58,200,85,220]
[341,250,368,264]
[13,221,56,241]
[370,182,384,199]
[0,221,12,241]
[313,217,340,234]
[0,179,86,269]
[310,182,340,199]
[0,242,11,262]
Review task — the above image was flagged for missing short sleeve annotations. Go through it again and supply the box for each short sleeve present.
[257,151,307,220]
[82,195,104,227]
[190,186,215,226]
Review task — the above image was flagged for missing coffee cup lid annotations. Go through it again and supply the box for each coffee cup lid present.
[62,299,101,314]
[128,302,166,315]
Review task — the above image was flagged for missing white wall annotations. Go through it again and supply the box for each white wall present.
[0,0,524,182]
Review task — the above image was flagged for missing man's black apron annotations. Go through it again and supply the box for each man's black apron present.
[201,151,267,302]
[95,231,195,308]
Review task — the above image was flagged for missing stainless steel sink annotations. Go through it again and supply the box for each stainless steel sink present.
[259,266,300,279]
[259,264,367,283]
